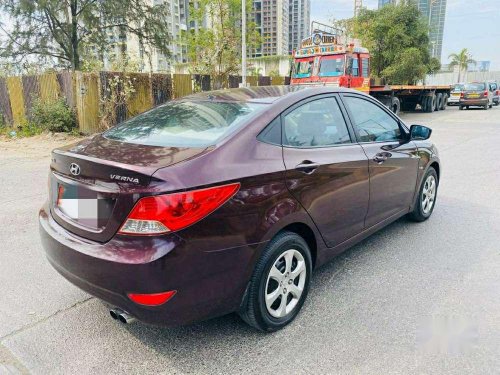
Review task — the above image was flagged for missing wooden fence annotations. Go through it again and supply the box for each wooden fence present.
[0,71,289,134]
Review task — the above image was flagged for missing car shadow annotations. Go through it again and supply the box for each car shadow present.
[116,215,413,358]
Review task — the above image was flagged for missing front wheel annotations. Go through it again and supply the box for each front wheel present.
[239,231,312,332]
[408,167,438,222]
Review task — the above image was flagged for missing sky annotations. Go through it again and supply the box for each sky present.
[311,0,500,70]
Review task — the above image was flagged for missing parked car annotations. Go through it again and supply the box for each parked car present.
[460,82,494,110]
[39,86,440,332]
[488,80,499,106]
[447,83,465,106]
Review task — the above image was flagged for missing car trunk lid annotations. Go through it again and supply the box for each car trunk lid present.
[49,135,207,242]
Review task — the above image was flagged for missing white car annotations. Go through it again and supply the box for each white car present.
[448,83,465,105]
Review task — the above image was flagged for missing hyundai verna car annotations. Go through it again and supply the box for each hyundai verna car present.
[39,86,440,332]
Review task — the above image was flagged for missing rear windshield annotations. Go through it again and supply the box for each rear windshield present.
[452,84,464,92]
[464,83,485,91]
[104,101,267,147]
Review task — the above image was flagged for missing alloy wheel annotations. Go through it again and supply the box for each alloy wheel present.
[265,249,307,318]
[422,175,436,215]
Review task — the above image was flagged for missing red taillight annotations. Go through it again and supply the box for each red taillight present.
[119,183,240,235]
[460,92,464,98]
[496,90,499,95]
[128,290,177,306]
[484,91,488,96]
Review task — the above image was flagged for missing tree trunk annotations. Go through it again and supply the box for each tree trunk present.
[70,0,80,70]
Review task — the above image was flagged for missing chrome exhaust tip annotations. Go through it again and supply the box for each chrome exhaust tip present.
[109,308,122,320]
[117,311,136,324]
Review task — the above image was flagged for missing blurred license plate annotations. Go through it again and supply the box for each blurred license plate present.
[468,94,479,98]
[452,93,460,97]
[56,183,113,228]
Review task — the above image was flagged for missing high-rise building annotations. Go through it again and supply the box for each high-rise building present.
[103,0,188,72]
[288,0,310,54]
[251,0,289,57]
[378,0,447,61]
[378,0,394,7]
[250,0,311,57]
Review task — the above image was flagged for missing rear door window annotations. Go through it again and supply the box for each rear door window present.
[104,101,267,147]
[283,97,351,147]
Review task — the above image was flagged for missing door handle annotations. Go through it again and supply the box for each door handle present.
[295,161,320,174]
[373,152,392,164]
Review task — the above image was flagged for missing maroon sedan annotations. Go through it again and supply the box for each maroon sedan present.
[39,86,440,332]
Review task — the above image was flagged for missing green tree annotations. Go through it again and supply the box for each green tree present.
[448,48,476,83]
[352,2,435,84]
[185,0,261,88]
[0,0,172,71]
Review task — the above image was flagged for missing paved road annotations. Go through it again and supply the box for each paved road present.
[1,105,500,374]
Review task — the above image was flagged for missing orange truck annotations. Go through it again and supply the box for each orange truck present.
[290,22,451,114]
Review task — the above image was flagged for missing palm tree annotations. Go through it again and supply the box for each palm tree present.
[448,48,476,83]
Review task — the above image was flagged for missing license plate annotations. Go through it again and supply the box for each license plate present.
[468,94,479,98]
[452,93,460,97]
[56,183,113,228]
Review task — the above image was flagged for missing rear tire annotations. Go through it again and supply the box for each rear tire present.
[391,97,401,115]
[408,167,438,222]
[436,93,443,110]
[459,105,464,110]
[440,94,448,110]
[423,96,435,113]
[484,103,489,110]
[239,231,312,332]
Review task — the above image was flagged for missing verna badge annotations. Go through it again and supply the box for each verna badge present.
[69,163,81,176]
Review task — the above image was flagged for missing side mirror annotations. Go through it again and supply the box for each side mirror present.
[410,124,432,141]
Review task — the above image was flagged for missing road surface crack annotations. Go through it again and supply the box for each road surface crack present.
[0,297,94,342]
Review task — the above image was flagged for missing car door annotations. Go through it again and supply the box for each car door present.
[341,94,420,228]
[281,95,370,248]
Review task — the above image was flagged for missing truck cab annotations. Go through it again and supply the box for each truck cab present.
[290,24,371,93]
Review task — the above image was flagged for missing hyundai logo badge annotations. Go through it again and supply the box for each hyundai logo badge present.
[69,163,81,176]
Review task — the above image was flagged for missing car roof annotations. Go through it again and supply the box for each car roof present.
[181,85,354,104]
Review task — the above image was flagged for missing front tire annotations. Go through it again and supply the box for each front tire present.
[239,231,312,332]
[408,167,438,222]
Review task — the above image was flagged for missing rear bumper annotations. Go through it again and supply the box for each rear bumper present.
[39,204,263,326]
[448,95,460,103]
[460,98,488,106]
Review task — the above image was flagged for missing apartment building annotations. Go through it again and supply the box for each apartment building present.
[288,0,310,54]
[250,0,310,57]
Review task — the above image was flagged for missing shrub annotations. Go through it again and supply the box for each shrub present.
[30,97,77,133]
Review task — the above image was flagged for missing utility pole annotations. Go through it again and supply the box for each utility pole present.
[241,0,247,87]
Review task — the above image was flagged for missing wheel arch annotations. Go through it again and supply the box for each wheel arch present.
[429,161,440,181]
[277,222,318,269]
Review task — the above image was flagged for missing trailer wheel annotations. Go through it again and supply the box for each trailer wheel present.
[441,94,448,110]
[423,96,435,113]
[436,93,443,111]
[391,97,400,115]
